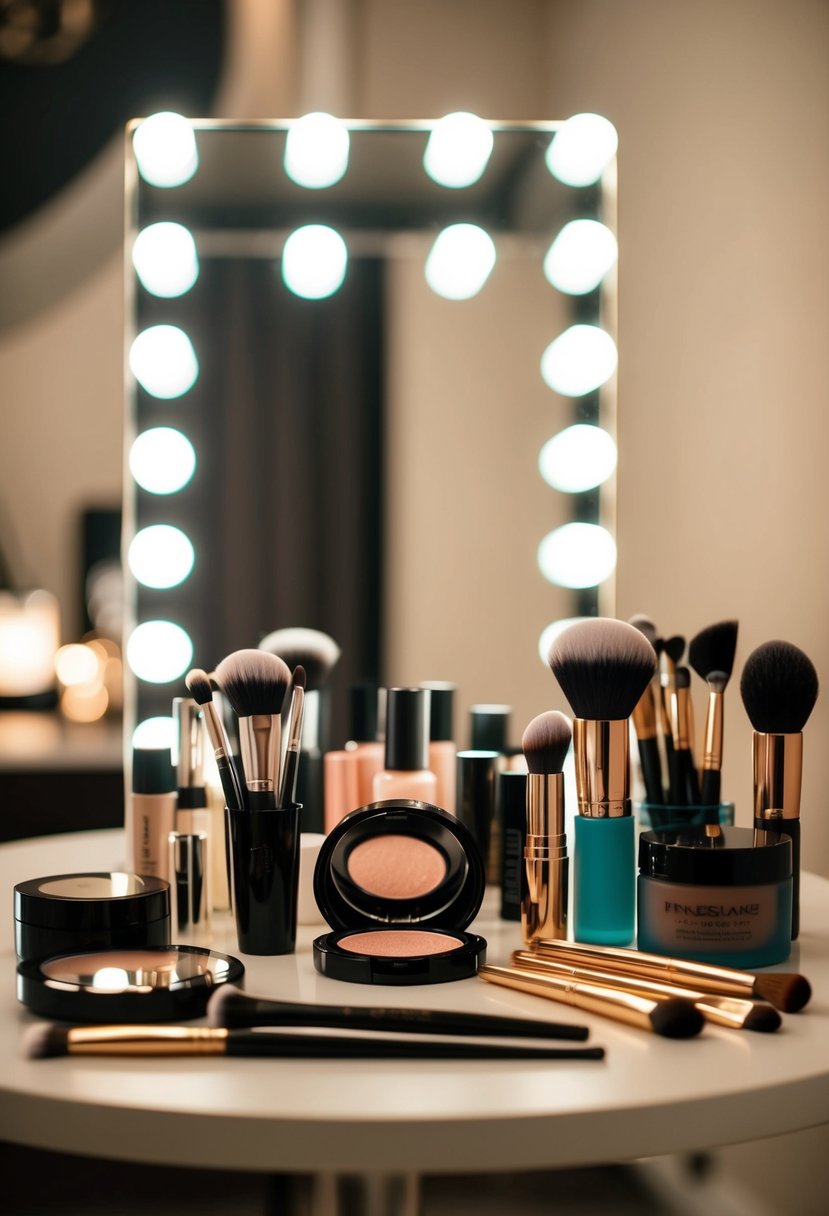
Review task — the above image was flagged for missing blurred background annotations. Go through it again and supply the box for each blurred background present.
[0,0,827,1211]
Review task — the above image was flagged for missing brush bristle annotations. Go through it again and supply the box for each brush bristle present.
[185,668,214,706]
[742,1004,782,1033]
[753,971,812,1012]
[292,665,307,691]
[522,711,572,774]
[739,641,819,733]
[258,628,341,689]
[205,983,244,1028]
[674,666,691,690]
[628,614,658,646]
[664,635,686,664]
[23,1023,70,1059]
[215,649,292,718]
[547,618,657,721]
[649,998,704,1039]
[688,620,739,682]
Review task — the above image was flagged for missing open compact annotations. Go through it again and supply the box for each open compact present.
[313,800,487,985]
[17,945,245,1022]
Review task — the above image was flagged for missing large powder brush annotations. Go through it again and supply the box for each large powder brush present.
[548,618,658,722]
[214,649,292,809]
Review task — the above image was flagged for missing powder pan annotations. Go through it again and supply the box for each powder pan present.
[312,800,487,985]
[17,945,245,1023]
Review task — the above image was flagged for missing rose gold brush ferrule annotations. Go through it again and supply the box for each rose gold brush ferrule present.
[573,719,630,818]
[239,715,280,792]
[703,682,725,770]
[479,964,672,1033]
[752,732,802,821]
[174,699,205,790]
[522,773,568,943]
[632,686,657,741]
[669,686,692,750]
[68,1025,230,1056]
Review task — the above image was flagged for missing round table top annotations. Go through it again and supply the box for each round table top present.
[1,829,828,1174]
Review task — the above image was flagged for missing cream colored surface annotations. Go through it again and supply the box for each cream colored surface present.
[2,829,829,1173]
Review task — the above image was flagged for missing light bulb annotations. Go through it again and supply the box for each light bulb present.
[129,428,196,495]
[545,114,618,187]
[537,523,617,588]
[126,621,193,684]
[132,223,199,297]
[281,225,348,299]
[424,224,496,300]
[540,325,617,397]
[538,425,617,492]
[128,525,195,590]
[129,326,199,399]
[284,112,350,189]
[423,112,493,188]
[543,220,617,295]
[133,112,198,188]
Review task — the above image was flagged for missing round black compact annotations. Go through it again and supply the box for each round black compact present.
[14,872,170,964]
[312,800,487,985]
[17,945,245,1022]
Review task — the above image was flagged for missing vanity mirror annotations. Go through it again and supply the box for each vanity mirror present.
[124,115,618,749]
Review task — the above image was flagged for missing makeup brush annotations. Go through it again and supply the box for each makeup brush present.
[277,665,306,808]
[628,615,664,805]
[669,667,700,806]
[172,697,207,812]
[688,620,739,808]
[258,627,341,832]
[479,964,704,1038]
[510,951,781,1033]
[547,618,657,945]
[520,711,572,944]
[24,1023,605,1062]
[658,635,686,765]
[206,984,592,1041]
[186,668,244,811]
[740,639,819,940]
[214,649,292,810]
[530,938,812,1012]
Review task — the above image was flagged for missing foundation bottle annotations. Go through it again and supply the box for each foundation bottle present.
[128,746,176,881]
[348,683,386,806]
[372,688,438,804]
[421,681,457,813]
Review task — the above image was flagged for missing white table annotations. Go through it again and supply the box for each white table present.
[2,830,828,1213]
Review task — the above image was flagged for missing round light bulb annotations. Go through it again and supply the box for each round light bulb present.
[132,112,199,188]
[424,224,496,300]
[126,621,193,684]
[423,112,494,188]
[540,325,617,397]
[129,428,196,495]
[543,220,618,295]
[537,523,617,589]
[132,716,177,750]
[127,525,195,590]
[129,325,199,399]
[281,225,348,299]
[284,112,350,189]
[55,643,100,687]
[132,223,199,297]
[538,425,617,493]
[545,114,618,187]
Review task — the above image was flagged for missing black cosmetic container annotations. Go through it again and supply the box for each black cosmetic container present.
[14,872,170,964]
[226,803,302,954]
[498,770,528,921]
[313,800,487,985]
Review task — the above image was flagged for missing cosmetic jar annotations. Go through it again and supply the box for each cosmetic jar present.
[637,802,735,833]
[14,872,170,964]
[313,800,487,985]
[637,827,792,967]
[17,945,244,1022]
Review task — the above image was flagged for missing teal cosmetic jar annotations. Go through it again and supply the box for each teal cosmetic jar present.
[637,827,792,968]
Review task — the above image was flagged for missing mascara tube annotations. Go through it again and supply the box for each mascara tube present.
[572,719,635,945]
[522,772,568,944]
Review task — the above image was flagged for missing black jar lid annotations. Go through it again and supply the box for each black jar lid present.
[17,945,245,1023]
[14,872,170,932]
[639,827,792,886]
[313,927,486,986]
[314,800,485,933]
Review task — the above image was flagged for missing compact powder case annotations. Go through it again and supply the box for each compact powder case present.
[313,800,487,985]
[17,945,245,1022]
[14,872,171,964]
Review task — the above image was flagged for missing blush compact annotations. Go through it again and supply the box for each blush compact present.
[312,800,487,985]
[17,945,245,1022]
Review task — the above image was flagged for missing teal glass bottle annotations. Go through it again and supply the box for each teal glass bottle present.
[573,815,635,945]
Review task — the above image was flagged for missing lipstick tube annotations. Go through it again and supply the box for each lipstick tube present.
[572,719,634,945]
[752,731,802,939]
[521,773,568,944]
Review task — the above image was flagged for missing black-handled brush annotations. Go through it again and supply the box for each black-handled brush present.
[688,620,739,808]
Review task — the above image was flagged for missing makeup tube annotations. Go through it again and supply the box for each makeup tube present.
[522,772,568,944]
[129,747,176,881]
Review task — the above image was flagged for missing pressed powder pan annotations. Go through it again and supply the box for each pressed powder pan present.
[313,800,487,985]
[17,945,245,1022]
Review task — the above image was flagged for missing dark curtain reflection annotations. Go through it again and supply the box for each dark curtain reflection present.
[184,257,384,747]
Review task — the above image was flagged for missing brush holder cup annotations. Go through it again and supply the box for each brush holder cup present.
[226,804,302,955]
[637,802,735,834]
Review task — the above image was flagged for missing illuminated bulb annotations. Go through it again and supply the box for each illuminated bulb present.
[281,225,348,299]
[129,325,199,399]
[545,113,618,187]
[538,618,589,666]
[132,716,177,750]
[424,224,496,300]
[537,523,617,589]
[126,621,193,684]
[543,220,618,295]
[284,112,350,188]
[128,525,195,590]
[129,427,196,495]
[61,684,109,723]
[423,112,494,188]
[132,222,199,297]
[538,425,617,493]
[133,112,198,188]
[55,643,100,687]
[540,325,617,397]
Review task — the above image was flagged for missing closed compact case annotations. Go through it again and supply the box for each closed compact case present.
[312,800,487,985]
[14,872,170,964]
